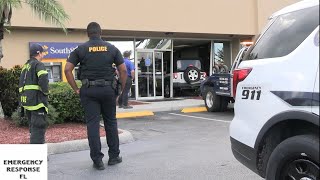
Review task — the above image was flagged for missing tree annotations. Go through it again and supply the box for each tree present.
[215,48,224,62]
[0,0,69,62]
[0,0,69,118]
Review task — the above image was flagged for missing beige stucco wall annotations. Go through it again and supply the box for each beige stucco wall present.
[11,0,258,35]
[231,39,241,62]
[1,30,87,68]
[0,0,301,69]
[10,0,300,36]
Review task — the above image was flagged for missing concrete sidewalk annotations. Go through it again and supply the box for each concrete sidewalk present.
[118,98,204,113]
[116,98,205,118]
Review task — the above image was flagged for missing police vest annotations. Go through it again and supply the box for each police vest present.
[19,58,49,112]
[78,40,115,81]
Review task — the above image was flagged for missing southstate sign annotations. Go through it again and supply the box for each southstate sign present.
[29,42,81,59]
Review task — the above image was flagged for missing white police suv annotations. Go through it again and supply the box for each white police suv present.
[230,0,319,180]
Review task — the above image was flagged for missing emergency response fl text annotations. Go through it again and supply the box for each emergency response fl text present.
[3,160,44,179]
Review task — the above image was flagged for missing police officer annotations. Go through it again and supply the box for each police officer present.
[19,44,49,144]
[64,22,127,170]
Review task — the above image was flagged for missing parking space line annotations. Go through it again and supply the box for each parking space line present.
[169,113,231,123]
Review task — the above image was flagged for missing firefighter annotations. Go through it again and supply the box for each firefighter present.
[19,43,49,144]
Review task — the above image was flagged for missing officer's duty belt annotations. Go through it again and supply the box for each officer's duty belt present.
[82,79,112,87]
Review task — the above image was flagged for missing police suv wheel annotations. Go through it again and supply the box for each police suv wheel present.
[266,135,319,180]
[184,67,201,84]
[204,88,222,112]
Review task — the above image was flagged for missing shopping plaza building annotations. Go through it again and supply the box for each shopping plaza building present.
[1,0,299,100]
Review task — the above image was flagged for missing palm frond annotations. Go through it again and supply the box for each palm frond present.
[25,0,69,33]
[0,0,21,9]
[0,0,21,23]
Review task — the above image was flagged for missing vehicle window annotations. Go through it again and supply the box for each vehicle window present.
[244,6,319,60]
[177,60,201,71]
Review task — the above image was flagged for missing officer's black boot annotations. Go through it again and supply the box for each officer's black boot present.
[93,160,105,170]
[108,156,122,166]
[123,105,133,109]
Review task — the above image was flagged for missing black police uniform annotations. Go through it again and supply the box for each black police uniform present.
[67,37,124,163]
[19,57,49,144]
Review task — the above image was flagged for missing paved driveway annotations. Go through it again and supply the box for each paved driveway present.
[49,110,263,180]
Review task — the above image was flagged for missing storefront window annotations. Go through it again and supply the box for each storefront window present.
[212,41,231,74]
[44,63,62,83]
[106,39,136,98]
[108,40,135,59]
[135,39,172,50]
[46,68,53,83]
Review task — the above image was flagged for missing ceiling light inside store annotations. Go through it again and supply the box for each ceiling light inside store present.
[241,41,253,46]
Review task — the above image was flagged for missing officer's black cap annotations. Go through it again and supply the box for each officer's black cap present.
[30,44,45,57]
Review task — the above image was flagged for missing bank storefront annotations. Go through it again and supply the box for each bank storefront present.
[30,37,249,100]
[7,0,297,100]
[29,42,80,83]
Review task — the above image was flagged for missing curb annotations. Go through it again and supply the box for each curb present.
[114,105,206,119]
[181,107,207,113]
[117,105,205,113]
[116,111,154,119]
[47,129,134,155]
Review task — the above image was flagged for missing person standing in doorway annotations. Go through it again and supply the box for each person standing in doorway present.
[118,50,135,109]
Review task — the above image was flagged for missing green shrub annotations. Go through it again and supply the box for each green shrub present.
[49,81,71,92]
[11,109,28,126]
[0,66,22,117]
[11,104,61,127]
[48,82,85,123]
[0,65,84,124]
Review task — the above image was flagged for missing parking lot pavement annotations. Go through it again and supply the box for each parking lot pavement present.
[49,110,263,180]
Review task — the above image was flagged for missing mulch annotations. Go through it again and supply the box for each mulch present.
[0,101,144,144]
[128,100,149,106]
[0,118,116,144]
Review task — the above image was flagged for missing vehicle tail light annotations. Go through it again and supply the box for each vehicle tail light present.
[173,73,178,79]
[232,68,252,97]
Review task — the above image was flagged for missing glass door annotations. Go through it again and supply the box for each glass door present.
[136,50,154,99]
[155,52,164,98]
[135,50,164,99]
